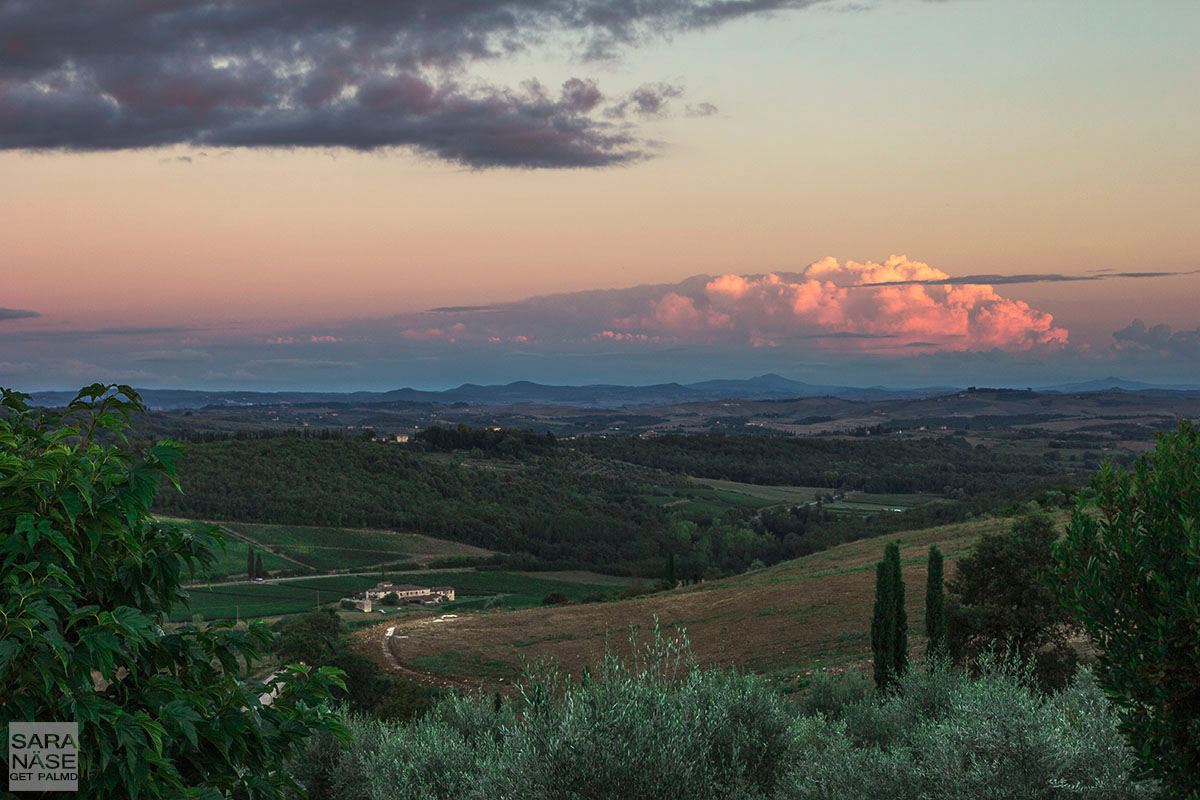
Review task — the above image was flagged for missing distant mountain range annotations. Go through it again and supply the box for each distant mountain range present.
[27,374,1200,410]
[1037,376,1200,394]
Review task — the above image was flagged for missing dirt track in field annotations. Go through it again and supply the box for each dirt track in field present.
[355,517,1017,688]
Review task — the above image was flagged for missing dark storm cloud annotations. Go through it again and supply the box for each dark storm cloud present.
[856,270,1198,288]
[0,307,39,321]
[1113,319,1200,358]
[0,0,825,167]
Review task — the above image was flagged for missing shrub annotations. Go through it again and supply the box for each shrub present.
[487,627,799,799]
[1053,421,1200,797]
[946,508,1077,686]
[541,591,569,606]
[778,656,1153,800]
[290,622,1154,800]
[290,622,802,800]
[0,385,344,798]
[796,671,871,722]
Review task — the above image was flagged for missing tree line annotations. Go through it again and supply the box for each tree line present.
[573,432,1066,494]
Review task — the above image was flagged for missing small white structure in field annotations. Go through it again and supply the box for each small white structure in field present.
[343,597,373,613]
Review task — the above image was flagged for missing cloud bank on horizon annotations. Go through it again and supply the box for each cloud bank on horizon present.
[3,256,1197,390]
[403,255,1070,352]
[0,0,830,168]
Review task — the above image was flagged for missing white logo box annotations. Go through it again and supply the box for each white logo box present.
[8,722,80,792]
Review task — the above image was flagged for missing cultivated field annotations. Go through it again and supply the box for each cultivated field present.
[643,483,777,519]
[173,570,617,622]
[356,516,1024,688]
[671,481,941,516]
[824,492,945,514]
[686,479,824,505]
[221,521,492,571]
[158,519,293,579]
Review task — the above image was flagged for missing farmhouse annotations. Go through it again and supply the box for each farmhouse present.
[361,582,456,606]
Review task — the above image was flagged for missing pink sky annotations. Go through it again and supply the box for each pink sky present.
[1,0,1198,389]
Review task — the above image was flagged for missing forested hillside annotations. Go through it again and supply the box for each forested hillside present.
[153,436,670,572]
[575,433,1062,493]
[154,429,1074,577]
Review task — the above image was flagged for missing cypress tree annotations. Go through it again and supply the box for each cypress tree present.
[871,558,896,688]
[255,552,265,579]
[887,541,909,678]
[665,552,677,587]
[247,548,255,581]
[925,545,946,657]
[872,542,909,689]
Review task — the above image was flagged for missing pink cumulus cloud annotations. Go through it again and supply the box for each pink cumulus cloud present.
[600,255,1068,351]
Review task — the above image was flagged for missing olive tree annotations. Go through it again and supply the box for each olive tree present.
[0,385,346,799]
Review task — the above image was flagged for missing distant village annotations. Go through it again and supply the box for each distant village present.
[342,581,455,613]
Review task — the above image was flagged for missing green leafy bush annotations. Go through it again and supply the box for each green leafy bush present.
[276,610,440,721]
[0,385,345,798]
[947,508,1079,687]
[1053,421,1200,797]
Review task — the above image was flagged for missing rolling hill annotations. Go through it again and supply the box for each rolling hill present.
[354,515,1022,689]
[29,374,960,410]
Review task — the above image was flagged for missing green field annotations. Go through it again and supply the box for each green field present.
[221,522,490,571]
[824,492,942,515]
[651,484,777,519]
[647,479,826,521]
[173,571,615,621]
[687,479,824,505]
[158,519,294,579]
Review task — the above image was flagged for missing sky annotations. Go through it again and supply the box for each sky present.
[2,0,1198,391]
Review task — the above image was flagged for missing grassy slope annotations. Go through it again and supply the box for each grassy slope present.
[356,515,1023,688]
